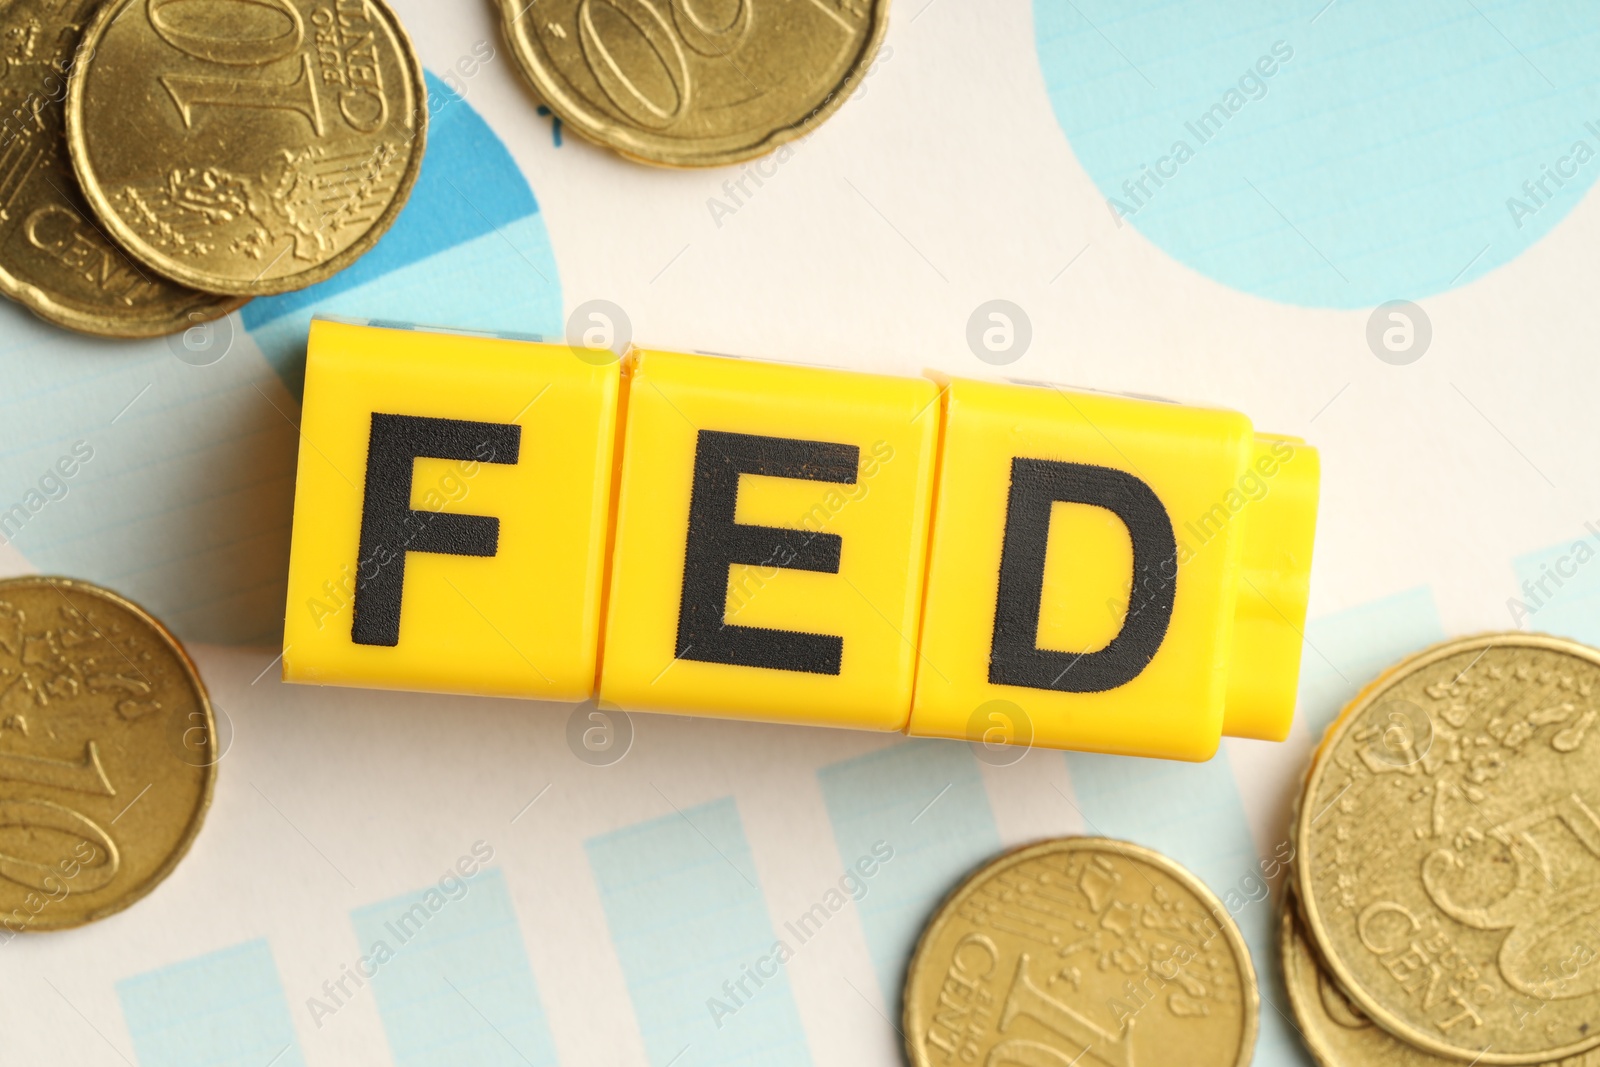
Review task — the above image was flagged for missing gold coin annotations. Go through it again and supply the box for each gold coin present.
[65,0,426,296]
[1284,891,1474,1066]
[0,0,244,337]
[1281,893,1600,1067]
[904,838,1259,1067]
[498,0,889,167]
[1297,634,1600,1064]
[0,577,215,932]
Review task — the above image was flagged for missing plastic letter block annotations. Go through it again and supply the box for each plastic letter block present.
[282,320,620,700]
[279,322,1322,761]
[906,378,1319,761]
[598,350,940,731]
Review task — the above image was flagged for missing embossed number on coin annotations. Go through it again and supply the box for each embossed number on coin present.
[0,0,244,336]
[66,0,427,295]
[1298,634,1600,1063]
[0,577,215,933]
[904,838,1258,1067]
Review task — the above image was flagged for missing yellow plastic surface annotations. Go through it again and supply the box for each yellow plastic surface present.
[598,350,940,731]
[280,322,1321,760]
[282,320,619,700]
[1222,434,1320,741]
[905,378,1318,761]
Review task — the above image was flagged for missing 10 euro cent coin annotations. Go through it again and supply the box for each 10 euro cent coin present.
[0,577,215,932]
[0,0,244,336]
[904,838,1259,1067]
[66,0,426,296]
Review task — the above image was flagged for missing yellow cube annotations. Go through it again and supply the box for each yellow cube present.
[907,378,1318,761]
[598,351,940,731]
[282,320,620,700]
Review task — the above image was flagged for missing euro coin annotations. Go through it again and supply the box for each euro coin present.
[65,0,426,296]
[0,577,215,932]
[1284,890,1475,1066]
[0,0,244,336]
[1281,892,1600,1067]
[498,0,889,167]
[904,837,1259,1067]
[1297,634,1600,1063]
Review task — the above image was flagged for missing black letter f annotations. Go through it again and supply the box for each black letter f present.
[351,413,521,647]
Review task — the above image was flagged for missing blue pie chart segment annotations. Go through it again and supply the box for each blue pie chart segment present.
[244,71,563,398]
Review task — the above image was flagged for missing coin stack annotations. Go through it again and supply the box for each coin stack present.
[1286,634,1600,1066]
[0,0,426,338]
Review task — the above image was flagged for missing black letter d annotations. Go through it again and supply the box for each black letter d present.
[988,458,1177,693]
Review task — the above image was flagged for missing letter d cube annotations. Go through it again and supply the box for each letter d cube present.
[907,378,1318,760]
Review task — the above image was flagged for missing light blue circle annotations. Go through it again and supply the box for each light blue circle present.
[1033,0,1600,307]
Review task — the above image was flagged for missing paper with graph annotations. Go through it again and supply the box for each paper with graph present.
[3,1,1599,1064]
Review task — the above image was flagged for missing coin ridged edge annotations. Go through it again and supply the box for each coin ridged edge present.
[6,575,216,931]
[0,1,251,337]
[1279,885,1352,1067]
[902,836,1261,1067]
[0,274,247,340]
[63,0,429,297]
[1293,631,1600,1065]
[495,0,891,168]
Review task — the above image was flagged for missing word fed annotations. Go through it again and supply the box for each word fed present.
[283,320,1320,761]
